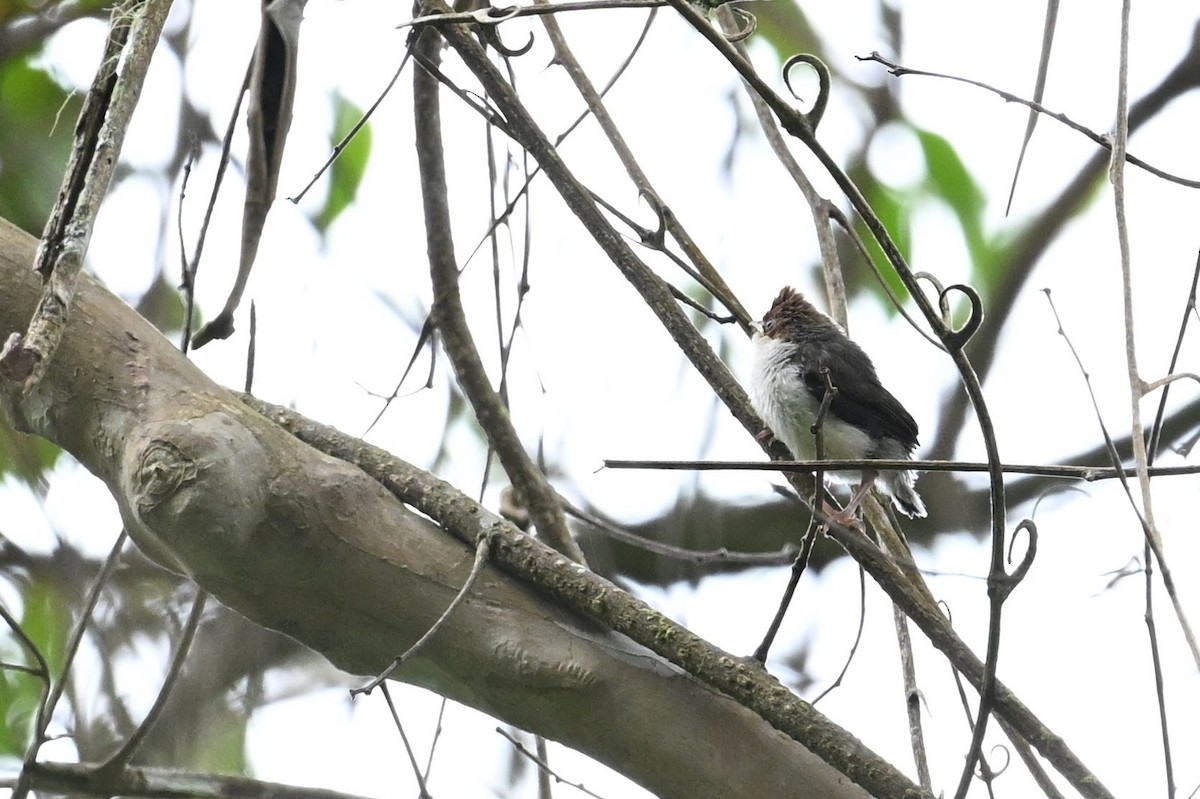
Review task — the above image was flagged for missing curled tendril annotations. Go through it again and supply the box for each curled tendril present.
[782,53,830,132]
[976,744,1011,778]
[913,272,954,328]
[477,16,535,57]
[937,599,953,622]
[936,282,984,350]
[637,190,669,248]
[721,6,757,42]
[998,518,1037,601]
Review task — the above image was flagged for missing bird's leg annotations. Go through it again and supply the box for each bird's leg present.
[825,470,878,527]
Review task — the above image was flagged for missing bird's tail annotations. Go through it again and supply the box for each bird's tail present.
[888,470,927,518]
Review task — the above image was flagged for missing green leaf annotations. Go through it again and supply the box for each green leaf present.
[0,422,61,485]
[134,272,188,335]
[0,54,84,234]
[914,128,987,264]
[743,3,822,69]
[0,669,41,758]
[312,93,372,233]
[0,578,70,757]
[21,579,70,676]
[847,159,915,305]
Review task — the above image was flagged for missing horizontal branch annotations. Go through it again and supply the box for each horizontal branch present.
[22,760,371,799]
[603,458,1200,482]
[398,0,665,31]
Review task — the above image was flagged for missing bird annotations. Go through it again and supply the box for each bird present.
[750,286,926,523]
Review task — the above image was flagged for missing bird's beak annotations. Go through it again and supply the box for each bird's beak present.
[751,320,764,337]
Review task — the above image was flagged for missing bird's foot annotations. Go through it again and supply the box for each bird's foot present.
[821,500,864,531]
[755,427,775,444]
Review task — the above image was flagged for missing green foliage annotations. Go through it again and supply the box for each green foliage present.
[846,157,915,301]
[0,423,61,485]
[0,55,83,235]
[0,578,71,758]
[914,129,986,265]
[0,665,40,758]
[913,127,1016,299]
[20,579,70,676]
[311,93,372,234]
[134,272,189,335]
[742,3,822,68]
[192,707,248,774]
[849,125,1016,310]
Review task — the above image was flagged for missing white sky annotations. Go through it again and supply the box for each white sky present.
[7,0,1200,796]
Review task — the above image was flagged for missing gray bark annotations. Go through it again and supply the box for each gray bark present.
[0,216,869,798]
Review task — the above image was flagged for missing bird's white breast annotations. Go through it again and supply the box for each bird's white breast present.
[750,332,872,482]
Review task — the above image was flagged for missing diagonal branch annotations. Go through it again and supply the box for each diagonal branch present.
[0,0,174,388]
[412,29,583,562]
[422,5,1113,797]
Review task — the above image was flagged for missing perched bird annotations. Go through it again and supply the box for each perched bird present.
[750,287,926,522]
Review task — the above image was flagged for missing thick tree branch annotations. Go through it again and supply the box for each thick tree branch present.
[0,215,869,799]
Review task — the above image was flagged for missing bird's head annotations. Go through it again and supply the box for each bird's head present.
[760,286,836,342]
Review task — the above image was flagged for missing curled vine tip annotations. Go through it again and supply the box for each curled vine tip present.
[481,23,534,57]
[998,518,1037,600]
[937,282,984,350]
[782,53,831,132]
[722,7,757,43]
[638,190,669,248]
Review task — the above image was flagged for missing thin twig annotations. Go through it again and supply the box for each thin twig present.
[1043,290,1200,668]
[538,0,750,328]
[18,760,381,799]
[37,530,129,741]
[810,565,867,706]
[182,56,252,354]
[496,728,608,799]
[716,6,840,330]
[562,501,797,565]
[412,25,584,563]
[399,0,666,32]
[100,591,208,773]
[353,534,491,694]
[291,51,412,204]
[1005,0,1060,214]
[1141,254,1199,793]
[535,735,553,799]
[4,601,52,799]
[379,684,432,799]
[860,51,1200,191]
[420,698,448,784]
[894,607,931,791]
[945,642,1001,797]
[244,302,257,393]
[602,456,1200,481]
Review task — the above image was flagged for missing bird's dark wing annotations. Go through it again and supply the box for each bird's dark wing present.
[800,338,920,449]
